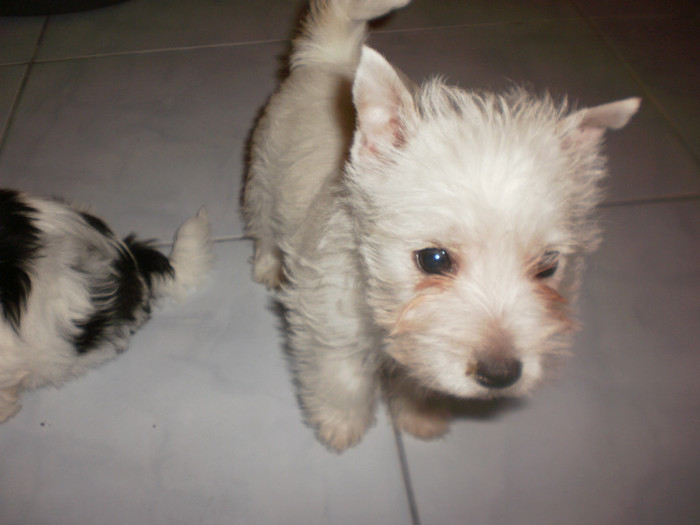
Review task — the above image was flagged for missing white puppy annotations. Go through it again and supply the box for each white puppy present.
[243,0,639,451]
[0,189,213,422]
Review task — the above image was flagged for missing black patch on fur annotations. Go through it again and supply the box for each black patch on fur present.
[0,189,41,330]
[72,238,173,354]
[79,211,114,237]
[123,236,174,289]
[73,310,118,354]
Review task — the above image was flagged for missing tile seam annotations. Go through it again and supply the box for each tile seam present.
[0,16,48,158]
[392,425,422,525]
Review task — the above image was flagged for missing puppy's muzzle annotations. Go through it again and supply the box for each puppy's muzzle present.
[469,328,523,389]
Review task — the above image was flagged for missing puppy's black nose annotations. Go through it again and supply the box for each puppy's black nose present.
[473,356,522,389]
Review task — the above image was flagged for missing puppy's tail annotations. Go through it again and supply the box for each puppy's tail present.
[127,208,214,304]
[162,208,214,300]
[292,0,410,69]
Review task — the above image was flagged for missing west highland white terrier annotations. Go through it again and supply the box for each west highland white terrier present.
[243,0,640,451]
[0,189,213,422]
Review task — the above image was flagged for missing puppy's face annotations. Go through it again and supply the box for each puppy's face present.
[358,209,582,398]
[346,47,639,398]
[350,121,581,398]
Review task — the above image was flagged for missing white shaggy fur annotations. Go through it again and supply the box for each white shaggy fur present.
[0,191,213,423]
[243,0,639,451]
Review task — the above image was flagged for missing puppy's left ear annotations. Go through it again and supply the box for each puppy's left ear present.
[351,46,416,162]
[567,97,641,149]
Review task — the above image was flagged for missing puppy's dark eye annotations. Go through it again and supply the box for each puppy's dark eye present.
[416,248,452,275]
[534,251,560,279]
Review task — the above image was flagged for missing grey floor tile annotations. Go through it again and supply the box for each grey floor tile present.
[37,0,305,60]
[34,0,583,61]
[0,43,282,240]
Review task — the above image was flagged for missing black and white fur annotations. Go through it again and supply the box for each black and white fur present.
[0,189,213,422]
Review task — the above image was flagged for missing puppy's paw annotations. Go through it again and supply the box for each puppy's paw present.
[312,410,375,453]
[394,405,451,440]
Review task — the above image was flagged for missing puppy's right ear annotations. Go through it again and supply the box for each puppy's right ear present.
[350,46,416,163]
[566,97,641,151]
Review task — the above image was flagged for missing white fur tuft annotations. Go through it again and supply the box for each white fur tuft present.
[159,208,214,301]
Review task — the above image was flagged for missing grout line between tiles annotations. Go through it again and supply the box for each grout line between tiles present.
[601,193,700,209]
[0,17,48,159]
[392,425,422,525]
[31,37,288,65]
[22,15,607,66]
[18,18,578,66]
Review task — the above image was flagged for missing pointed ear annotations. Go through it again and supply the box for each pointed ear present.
[351,46,416,161]
[568,97,641,149]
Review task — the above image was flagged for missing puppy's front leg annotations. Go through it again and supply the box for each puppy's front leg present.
[300,341,379,452]
[285,260,380,452]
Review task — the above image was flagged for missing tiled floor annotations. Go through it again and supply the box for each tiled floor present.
[0,1,698,524]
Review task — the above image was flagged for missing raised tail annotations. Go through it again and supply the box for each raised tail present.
[162,208,214,300]
[129,208,214,303]
[291,0,411,69]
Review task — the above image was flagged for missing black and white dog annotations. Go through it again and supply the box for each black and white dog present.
[0,189,213,422]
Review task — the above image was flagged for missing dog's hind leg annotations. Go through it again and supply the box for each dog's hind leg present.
[243,175,286,289]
